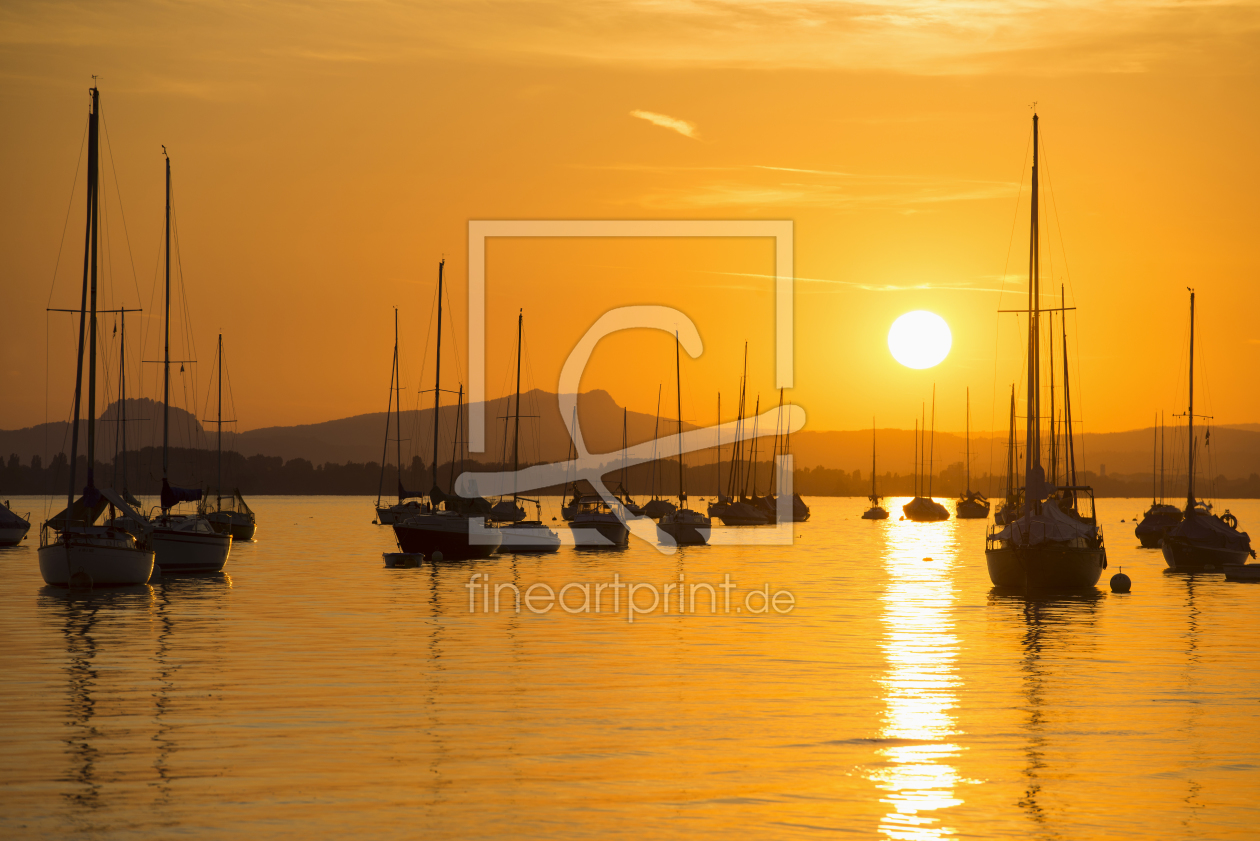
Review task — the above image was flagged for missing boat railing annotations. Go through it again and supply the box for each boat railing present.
[985,519,1104,550]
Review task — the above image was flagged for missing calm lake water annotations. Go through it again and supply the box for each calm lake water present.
[2,495,1259,839]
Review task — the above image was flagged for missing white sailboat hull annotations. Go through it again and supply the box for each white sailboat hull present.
[0,524,31,546]
[38,539,155,587]
[151,526,232,574]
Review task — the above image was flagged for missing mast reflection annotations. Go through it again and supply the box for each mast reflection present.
[989,590,1100,836]
[873,512,963,840]
[38,585,156,817]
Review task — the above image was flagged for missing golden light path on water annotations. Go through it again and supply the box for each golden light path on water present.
[873,503,966,840]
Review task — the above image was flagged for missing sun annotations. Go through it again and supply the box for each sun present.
[888,311,952,369]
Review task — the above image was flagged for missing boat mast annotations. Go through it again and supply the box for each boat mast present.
[1048,309,1056,485]
[375,309,397,510]
[1186,290,1196,512]
[66,85,99,515]
[965,387,971,495]
[217,333,222,511]
[1160,411,1165,503]
[1060,283,1076,488]
[675,331,685,505]
[728,344,748,499]
[1151,412,1157,506]
[162,147,171,497]
[913,417,919,498]
[715,393,721,498]
[431,260,444,495]
[395,308,402,503]
[117,311,128,494]
[928,385,936,498]
[746,395,761,498]
[1006,386,1016,504]
[621,408,628,497]
[870,418,877,503]
[1025,112,1043,511]
[651,385,662,499]
[513,309,522,504]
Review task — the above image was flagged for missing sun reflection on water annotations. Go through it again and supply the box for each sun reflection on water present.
[873,501,964,840]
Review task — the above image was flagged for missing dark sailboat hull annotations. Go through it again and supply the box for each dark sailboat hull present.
[955,501,990,519]
[1161,537,1251,571]
[985,543,1106,591]
[207,511,256,541]
[568,519,630,548]
[393,517,501,560]
[861,507,888,520]
[658,520,709,546]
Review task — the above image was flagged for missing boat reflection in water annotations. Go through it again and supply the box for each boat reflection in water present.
[873,514,964,840]
[988,590,1100,834]
[37,574,232,820]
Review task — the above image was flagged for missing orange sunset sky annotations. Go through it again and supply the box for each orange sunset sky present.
[2,1,1258,441]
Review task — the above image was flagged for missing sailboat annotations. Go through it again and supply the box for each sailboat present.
[612,409,646,516]
[956,388,991,519]
[993,386,1022,525]
[985,112,1106,591]
[722,390,770,526]
[147,149,233,574]
[205,334,257,540]
[658,330,712,545]
[861,419,888,519]
[753,390,809,522]
[375,310,425,525]
[37,85,154,587]
[492,310,560,553]
[903,389,949,521]
[0,501,31,546]
[1161,291,1254,570]
[642,386,677,520]
[392,261,502,560]
[1134,412,1180,548]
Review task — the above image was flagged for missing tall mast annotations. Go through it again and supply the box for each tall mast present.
[375,310,397,509]
[928,385,936,498]
[118,311,127,493]
[729,344,748,498]
[1061,283,1076,488]
[965,387,971,494]
[746,395,760,498]
[217,333,223,510]
[513,309,523,502]
[1025,112,1042,510]
[675,331,685,504]
[652,386,662,497]
[870,418,877,502]
[66,85,99,514]
[1006,386,1016,502]
[163,148,171,487]
[1151,412,1157,506]
[1048,309,1056,484]
[1160,411,1165,503]
[715,393,721,498]
[431,260,444,494]
[621,408,627,496]
[394,308,402,502]
[86,89,100,498]
[913,417,919,498]
[1187,290,1196,511]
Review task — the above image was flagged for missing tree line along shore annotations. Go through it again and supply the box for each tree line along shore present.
[5,447,1260,500]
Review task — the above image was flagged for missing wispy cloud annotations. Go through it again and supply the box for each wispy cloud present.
[630,110,699,139]
[709,270,1016,294]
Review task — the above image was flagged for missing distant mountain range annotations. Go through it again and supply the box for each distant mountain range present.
[5,392,1260,483]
